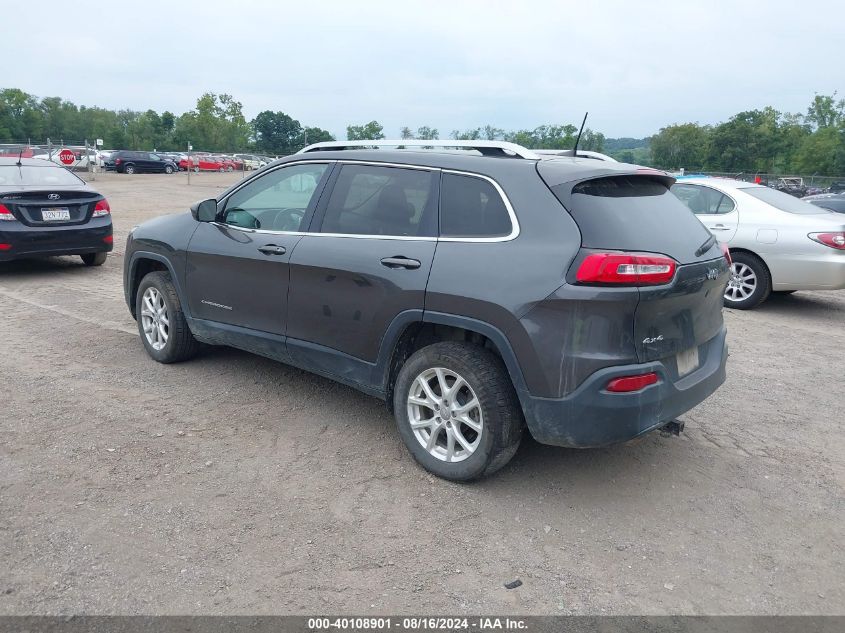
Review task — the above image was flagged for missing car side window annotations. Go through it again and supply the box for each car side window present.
[671,184,734,215]
[440,172,512,237]
[320,164,437,237]
[223,163,329,232]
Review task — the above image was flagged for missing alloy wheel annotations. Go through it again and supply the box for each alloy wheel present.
[140,287,169,351]
[725,262,757,302]
[407,367,483,463]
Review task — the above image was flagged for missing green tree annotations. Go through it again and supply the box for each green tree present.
[251,110,303,154]
[416,126,438,140]
[346,120,384,140]
[302,126,335,146]
[650,123,711,170]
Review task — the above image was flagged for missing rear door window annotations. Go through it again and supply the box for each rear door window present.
[439,172,513,238]
[319,164,437,237]
[671,184,735,215]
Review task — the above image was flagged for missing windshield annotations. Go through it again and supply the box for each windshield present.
[0,165,84,187]
[740,186,831,215]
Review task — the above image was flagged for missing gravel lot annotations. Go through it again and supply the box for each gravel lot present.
[1,171,843,615]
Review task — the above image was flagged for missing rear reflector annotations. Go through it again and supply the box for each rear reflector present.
[103,235,113,244]
[606,372,658,393]
[809,232,845,250]
[576,253,677,285]
[0,243,11,251]
[93,199,111,217]
[0,203,14,221]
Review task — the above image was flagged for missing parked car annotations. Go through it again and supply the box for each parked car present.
[828,181,845,193]
[104,151,178,174]
[0,157,112,265]
[189,154,225,172]
[672,178,845,308]
[233,153,262,170]
[32,148,102,170]
[124,139,730,480]
[803,192,845,214]
[775,177,807,198]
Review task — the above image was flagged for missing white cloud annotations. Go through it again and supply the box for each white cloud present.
[7,0,843,138]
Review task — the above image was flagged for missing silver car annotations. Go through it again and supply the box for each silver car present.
[672,178,845,309]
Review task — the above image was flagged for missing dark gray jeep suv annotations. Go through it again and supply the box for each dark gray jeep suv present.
[123,140,730,480]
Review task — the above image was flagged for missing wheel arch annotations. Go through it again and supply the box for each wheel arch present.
[378,311,530,412]
[126,252,186,319]
[727,246,774,282]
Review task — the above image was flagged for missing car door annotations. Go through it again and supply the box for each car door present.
[185,161,333,337]
[146,153,165,173]
[671,183,739,242]
[286,162,439,382]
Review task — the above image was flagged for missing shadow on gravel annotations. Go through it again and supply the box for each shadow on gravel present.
[0,256,96,277]
[748,291,843,317]
[191,343,687,494]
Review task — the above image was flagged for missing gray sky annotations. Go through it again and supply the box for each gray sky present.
[9,0,843,139]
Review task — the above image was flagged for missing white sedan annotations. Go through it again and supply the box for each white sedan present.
[672,177,845,309]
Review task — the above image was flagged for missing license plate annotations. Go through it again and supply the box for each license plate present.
[676,346,700,377]
[41,207,70,221]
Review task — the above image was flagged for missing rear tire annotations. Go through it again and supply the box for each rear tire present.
[81,252,107,266]
[136,271,199,364]
[393,342,524,481]
[124,164,136,175]
[723,252,771,310]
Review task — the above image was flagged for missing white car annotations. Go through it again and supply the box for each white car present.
[672,177,845,308]
[233,153,262,170]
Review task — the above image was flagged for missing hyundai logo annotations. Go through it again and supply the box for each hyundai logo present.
[47,193,60,200]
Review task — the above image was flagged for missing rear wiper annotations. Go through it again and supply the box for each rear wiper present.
[695,234,717,257]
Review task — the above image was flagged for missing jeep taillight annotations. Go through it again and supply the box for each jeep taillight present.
[115,158,122,165]
[92,199,111,217]
[0,203,14,221]
[809,232,845,250]
[576,252,677,286]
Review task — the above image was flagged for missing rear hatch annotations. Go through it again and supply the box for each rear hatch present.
[542,167,729,367]
[0,189,102,226]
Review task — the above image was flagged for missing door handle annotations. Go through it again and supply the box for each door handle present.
[709,224,731,231]
[258,244,286,255]
[380,256,421,270]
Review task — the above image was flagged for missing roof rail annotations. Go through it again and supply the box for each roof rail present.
[296,139,540,160]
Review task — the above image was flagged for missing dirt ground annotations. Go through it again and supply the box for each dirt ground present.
[0,171,843,615]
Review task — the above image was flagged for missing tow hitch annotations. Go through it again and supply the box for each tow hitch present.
[660,420,685,437]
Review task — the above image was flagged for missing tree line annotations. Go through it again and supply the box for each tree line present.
[1,88,842,175]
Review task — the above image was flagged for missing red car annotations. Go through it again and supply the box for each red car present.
[188,154,225,172]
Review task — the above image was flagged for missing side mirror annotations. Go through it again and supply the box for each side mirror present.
[190,198,218,222]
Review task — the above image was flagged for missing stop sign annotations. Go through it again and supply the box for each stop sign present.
[58,149,75,165]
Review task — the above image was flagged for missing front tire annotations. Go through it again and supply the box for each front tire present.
[723,252,771,310]
[81,252,107,266]
[393,342,524,481]
[136,271,199,363]
[164,165,174,174]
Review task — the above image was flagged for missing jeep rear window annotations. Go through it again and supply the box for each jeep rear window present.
[552,175,712,259]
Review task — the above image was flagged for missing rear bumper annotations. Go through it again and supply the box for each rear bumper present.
[521,327,728,448]
[0,220,113,261]
[767,251,845,290]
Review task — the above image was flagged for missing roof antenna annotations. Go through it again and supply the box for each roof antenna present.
[16,148,23,167]
[569,111,589,157]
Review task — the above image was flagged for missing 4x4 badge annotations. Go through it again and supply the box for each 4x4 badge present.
[706,268,719,280]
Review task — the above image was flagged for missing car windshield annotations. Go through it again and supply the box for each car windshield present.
[0,164,84,187]
[740,186,831,215]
